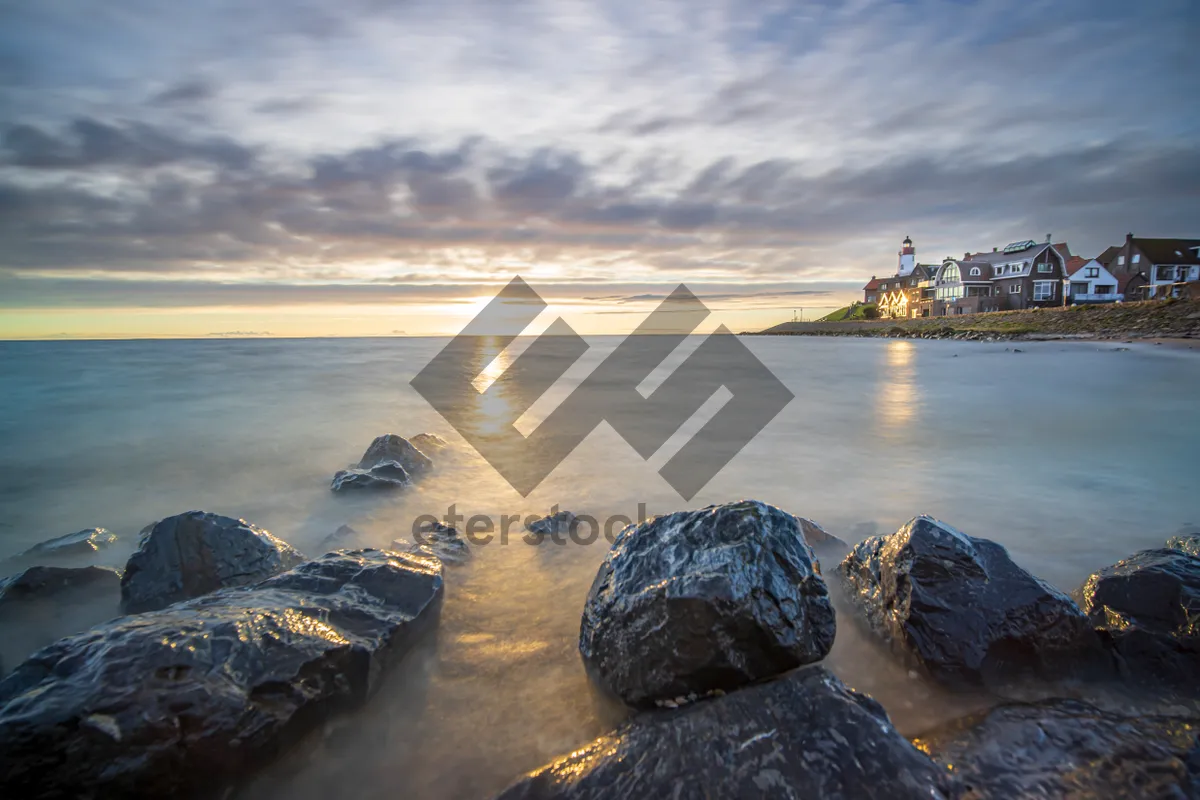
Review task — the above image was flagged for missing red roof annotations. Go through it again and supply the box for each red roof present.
[1064,255,1088,276]
[862,276,884,291]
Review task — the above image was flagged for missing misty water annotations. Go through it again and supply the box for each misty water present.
[1,336,1198,799]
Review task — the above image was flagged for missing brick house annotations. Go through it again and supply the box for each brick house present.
[1106,234,1200,299]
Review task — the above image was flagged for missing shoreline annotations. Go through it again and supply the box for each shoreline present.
[747,298,1200,343]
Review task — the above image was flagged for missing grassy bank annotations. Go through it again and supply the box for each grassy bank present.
[753,299,1200,340]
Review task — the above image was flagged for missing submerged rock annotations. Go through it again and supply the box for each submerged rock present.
[0,566,121,675]
[357,434,433,475]
[317,524,362,551]
[396,521,471,566]
[494,667,952,800]
[837,515,1101,688]
[410,432,449,452]
[331,460,412,492]
[1075,548,1200,685]
[525,509,577,539]
[579,500,836,708]
[120,511,307,613]
[0,549,444,799]
[2,528,118,571]
[917,698,1200,798]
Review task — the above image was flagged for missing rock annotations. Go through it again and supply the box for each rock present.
[837,515,1101,688]
[0,549,444,799]
[917,698,1200,798]
[797,517,850,564]
[494,667,952,800]
[579,500,836,708]
[395,521,471,566]
[1167,533,1200,558]
[525,508,577,539]
[331,460,412,492]
[0,566,121,675]
[410,432,449,452]
[356,434,433,475]
[2,528,117,571]
[120,511,307,613]
[316,524,362,551]
[1075,548,1200,685]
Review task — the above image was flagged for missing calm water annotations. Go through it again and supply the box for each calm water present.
[1,336,1198,798]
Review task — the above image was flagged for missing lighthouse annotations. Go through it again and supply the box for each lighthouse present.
[898,235,916,277]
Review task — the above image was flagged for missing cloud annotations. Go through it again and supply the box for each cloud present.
[150,78,217,106]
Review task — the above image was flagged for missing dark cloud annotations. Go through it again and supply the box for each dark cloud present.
[150,79,217,106]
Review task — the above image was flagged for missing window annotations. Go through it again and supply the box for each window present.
[993,266,1002,276]
[1009,283,1021,294]
[970,267,981,276]
[1038,262,1053,273]
[1010,264,1022,274]
[881,282,888,290]
[1132,254,1141,264]
[910,279,917,286]
[1095,285,1113,295]
[1156,266,1176,282]
[1118,255,1125,266]
[1085,267,1099,278]
[1033,281,1055,301]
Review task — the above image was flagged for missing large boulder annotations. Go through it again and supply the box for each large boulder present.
[494,666,953,800]
[1075,548,1200,685]
[2,528,117,572]
[579,500,836,708]
[0,566,121,675]
[331,460,412,492]
[120,511,307,613]
[918,698,1200,798]
[0,549,444,799]
[357,434,433,475]
[837,515,1101,688]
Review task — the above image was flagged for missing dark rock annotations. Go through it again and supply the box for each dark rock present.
[579,500,836,708]
[918,699,1200,799]
[120,511,307,613]
[410,432,448,452]
[0,566,121,675]
[1075,548,1200,685]
[317,524,362,551]
[0,549,444,799]
[525,508,577,539]
[797,517,850,563]
[2,528,118,573]
[494,667,952,800]
[1167,533,1200,558]
[331,460,412,492]
[356,434,433,475]
[395,521,471,566]
[837,515,1101,688]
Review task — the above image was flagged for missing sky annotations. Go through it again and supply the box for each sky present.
[1,0,1197,339]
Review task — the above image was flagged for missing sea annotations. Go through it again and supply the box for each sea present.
[1,335,1197,799]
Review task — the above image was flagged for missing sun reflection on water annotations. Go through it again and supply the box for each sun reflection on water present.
[875,340,917,437]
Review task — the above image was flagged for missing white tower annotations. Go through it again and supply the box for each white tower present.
[898,235,916,277]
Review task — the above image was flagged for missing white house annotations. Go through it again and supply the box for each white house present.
[1067,259,1122,303]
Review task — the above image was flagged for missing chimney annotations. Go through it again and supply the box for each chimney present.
[1046,234,1052,243]
[1123,232,1134,275]
[993,247,998,252]
[964,252,970,260]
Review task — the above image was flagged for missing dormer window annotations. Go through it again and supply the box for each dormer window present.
[970,267,981,276]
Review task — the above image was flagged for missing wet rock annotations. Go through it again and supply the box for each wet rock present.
[331,460,412,492]
[0,566,121,675]
[797,517,850,566]
[2,528,117,571]
[316,524,362,551]
[917,698,1200,798]
[410,432,449,452]
[579,500,836,708]
[525,508,577,539]
[1075,548,1200,685]
[494,667,952,800]
[0,549,444,799]
[1167,533,1200,558]
[357,434,433,475]
[837,515,1101,688]
[120,511,307,613]
[395,521,471,566]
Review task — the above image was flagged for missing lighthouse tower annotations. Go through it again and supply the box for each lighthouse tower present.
[898,235,916,276]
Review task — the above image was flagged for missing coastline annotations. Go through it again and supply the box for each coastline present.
[747,299,1200,343]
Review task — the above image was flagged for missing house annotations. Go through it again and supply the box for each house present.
[1067,259,1122,303]
[1107,234,1200,299]
[954,236,1069,311]
[862,276,884,304]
